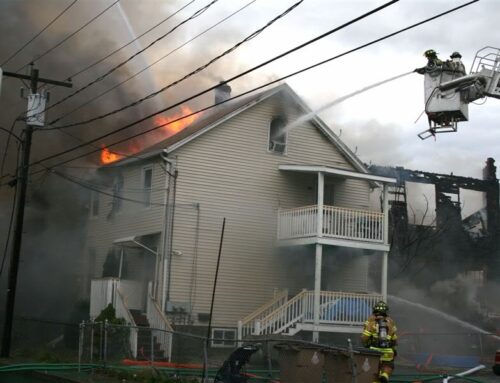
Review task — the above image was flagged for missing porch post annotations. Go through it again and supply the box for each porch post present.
[382,183,389,302]
[313,243,322,343]
[316,172,324,237]
[381,251,388,301]
[383,183,389,245]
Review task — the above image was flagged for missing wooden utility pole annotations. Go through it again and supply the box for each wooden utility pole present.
[0,64,72,357]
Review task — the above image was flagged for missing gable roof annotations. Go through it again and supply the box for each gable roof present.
[110,83,368,174]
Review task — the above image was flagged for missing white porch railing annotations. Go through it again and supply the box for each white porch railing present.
[237,289,289,340]
[239,290,383,337]
[115,288,138,358]
[90,278,118,319]
[278,205,384,243]
[146,289,174,361]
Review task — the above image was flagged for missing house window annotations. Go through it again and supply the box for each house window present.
[90,191,99,217]
[107,173,124,219]
[211,328,236,348]
[143,166,153,207]
[268,116,287,154]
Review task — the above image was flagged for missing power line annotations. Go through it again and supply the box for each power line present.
[0,0,79,67]
[47,0,303,128]
[3,0,479,183]
[52,0,258,124]
[51,169,168,207]
[44,0,220,113]
[35,0,397,155]
[47,0,196,86]
[15,0,120,73]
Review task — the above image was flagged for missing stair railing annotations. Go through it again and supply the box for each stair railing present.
[115,287,138,359]
[256,290,309,335]
[146,292,174,361]
[237,289,288,341]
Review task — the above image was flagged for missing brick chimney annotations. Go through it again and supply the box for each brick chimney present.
[214,81,231,104]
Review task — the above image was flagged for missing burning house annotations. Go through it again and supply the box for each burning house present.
[85,83,395,359]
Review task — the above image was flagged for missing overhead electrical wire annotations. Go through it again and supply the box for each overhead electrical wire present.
[52,0,258,123]
[15,0,121,73]
[46,0,382,130]
[0,0,479,184]
[57,0,196,82]
[47,0,295,128]
[43,0,221,113]
[0,0,79,67]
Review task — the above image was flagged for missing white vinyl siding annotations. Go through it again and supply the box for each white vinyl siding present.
[85,89,373,328]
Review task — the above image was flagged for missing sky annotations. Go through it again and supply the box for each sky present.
[0,0,499,178]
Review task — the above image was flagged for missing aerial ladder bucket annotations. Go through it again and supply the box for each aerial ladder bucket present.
[418,46,500,139]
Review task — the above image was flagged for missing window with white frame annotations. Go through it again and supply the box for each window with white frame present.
[142,166,153,208]
[90,191,100,217]
[268,116,287,154]
[211,328,236,348]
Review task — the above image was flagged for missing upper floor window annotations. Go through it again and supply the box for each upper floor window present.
[268,116,287,154]
[90,191,100,217]
[107,173,123,219]
[142,166,153,208]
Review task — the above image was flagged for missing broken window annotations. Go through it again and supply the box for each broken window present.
[90,191,99,217]
[107,172,124,219]
[268,116,287,154]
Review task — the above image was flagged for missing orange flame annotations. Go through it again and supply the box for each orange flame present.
[154,105,198,135]
[101,146,124,164]
[99,105,200,165]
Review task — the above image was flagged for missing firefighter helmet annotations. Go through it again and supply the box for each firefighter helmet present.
[373,301,389,316]
[450,51,462,59]
[424,49,437,58]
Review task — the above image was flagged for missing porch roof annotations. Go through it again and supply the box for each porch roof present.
[278,164,397,184]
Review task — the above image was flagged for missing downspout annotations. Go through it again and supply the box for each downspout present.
[160,150,173,311]
[165,166,178,304]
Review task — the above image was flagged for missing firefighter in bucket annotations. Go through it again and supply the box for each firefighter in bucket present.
[361,301,398,383]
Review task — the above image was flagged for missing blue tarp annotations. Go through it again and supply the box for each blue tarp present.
[322,298,372,322]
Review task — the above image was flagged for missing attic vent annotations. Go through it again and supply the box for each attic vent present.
[268,116,287,154]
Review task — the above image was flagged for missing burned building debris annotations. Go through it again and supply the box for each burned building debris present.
[368,159,500,321]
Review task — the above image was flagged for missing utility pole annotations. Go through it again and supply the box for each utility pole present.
[0,64,72,357]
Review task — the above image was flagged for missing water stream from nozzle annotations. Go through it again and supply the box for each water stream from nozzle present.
[282,71,414,134]
[389,294,500,341]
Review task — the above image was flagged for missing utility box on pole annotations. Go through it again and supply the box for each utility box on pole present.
[26,93,47,127]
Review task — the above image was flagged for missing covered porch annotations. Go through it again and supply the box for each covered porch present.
[277,165,396,341]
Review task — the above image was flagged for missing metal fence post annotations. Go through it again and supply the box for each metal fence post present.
[203,339,209,383]
[78,321,84,373]
[99,321,103,363]
[104,320,108,369]
[90,320,94,363]
[151,328,155,365]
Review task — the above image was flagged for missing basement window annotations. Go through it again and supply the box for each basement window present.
[142,166,153,208]
[211,328,236,348]
[268,116,287,154]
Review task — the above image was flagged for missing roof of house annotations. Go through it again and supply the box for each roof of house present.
[108,83,368,174]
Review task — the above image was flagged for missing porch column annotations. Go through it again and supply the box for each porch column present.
[382,183,389,302]
[316,172,324,237]
[383,183,389,245]
[381,251,388,301]
[313,244,322,343]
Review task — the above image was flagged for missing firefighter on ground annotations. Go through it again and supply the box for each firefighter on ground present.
[414,49,443,74]
[361,301,398,383]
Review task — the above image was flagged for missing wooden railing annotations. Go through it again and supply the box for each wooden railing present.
[239,290,383,337]
[237,289,288,340]
[90,278,118,319]
[278,205,384,243]
[146,289,174,361]
[115,288,138,359]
